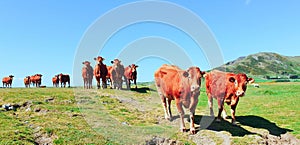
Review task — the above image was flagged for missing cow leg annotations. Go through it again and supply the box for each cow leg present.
[134,78,137,89]
[222,108,229,119]
[102,77,107,89]
[162,97,171,120]
[167,98,172,120]
[216,98,224,122]
[175,100,186,132]
[230,103,239,125]
[189,95,198,134]
[208,95,214,117]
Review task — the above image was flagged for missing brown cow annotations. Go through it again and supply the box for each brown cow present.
[154,64,205,134]
[24,76,31,88]
[2,75,14,88]
[59,73,70,88]
[82,61,94,89]
[124,64,138,90]
[106,66,113,88]
[110,59,125,90]
[205,70,253,125]
[30,74,42,87]
[52,75,59,87]
[94,56,108,89]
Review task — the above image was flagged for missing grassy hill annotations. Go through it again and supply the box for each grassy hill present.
[216,52,300,77]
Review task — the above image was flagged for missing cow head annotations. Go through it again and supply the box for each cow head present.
[111,59,122,67]
[185,67,202,92]
[9,75,14,78]
[94,56,105,63]
[130,64,138,73]
[82,61,91,66]
[232,73,253,97]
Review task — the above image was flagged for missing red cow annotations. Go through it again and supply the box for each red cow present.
[82,61,94,89]
[205,70,253,125]
[124,64,138,90]
[30,74,42,87]
[59,73,70,88]
[52,75,59,87]
[24,76,31,88]
[154,64,205,134]
[2,75,14,88]
[94,56,108,89]
[110,59,125,90]
[106,66,113,88]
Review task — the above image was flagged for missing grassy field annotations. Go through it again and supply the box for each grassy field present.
[0,82,299,144]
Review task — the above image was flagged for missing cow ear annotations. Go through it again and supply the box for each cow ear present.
[183,71,189,78]
[248,78,254,82]
[111,61,114,64]
[94,58,97,60]
[82,62,85,64]
[229,77,235,83]
[200,71,206,76]
[136,65,139,68]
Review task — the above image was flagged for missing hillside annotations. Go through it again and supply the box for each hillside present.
[216,52,300,76]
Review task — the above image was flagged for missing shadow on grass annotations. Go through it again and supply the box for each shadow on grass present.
[193,115,254,136]
[236,115,293,136]
[130,87,155,93]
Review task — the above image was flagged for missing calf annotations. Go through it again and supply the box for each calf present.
[110,59,125,90]
[24,76,31,88]
[82,61,94,89]
[205,70,253,125]
[52,75,59,87]
[124,64,138,89]
[94,56,108,89]
[154,64,205,134]
[59,73,70,88]
[2,75,14,88]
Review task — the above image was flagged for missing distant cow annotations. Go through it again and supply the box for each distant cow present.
[110,59,125,90]
[52,75,59,87]
[24,76,31,88]
[94,56,108,89]
[59,73,70,88]
[106,66,113,88]
[205,70,253,125]
[2,75,14,88]
[30,74,42,87]
[82,61,94,89]
[154,64,205,134]
[124,64,138,89]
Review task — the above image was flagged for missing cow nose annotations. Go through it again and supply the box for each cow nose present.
[236,91,245,96]
[191,85,200,92]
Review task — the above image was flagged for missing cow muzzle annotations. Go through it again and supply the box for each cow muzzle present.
[191,85,200,92]
[236,90,245,97]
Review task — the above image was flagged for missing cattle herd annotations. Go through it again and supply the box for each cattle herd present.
[3,56,256,134]
[81,56,139,90]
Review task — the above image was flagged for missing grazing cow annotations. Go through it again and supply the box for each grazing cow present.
[82,61,94,89]
[94,56,108,89]
[59,73,70,88]
[24,76,31,88]
[124,64,138,89]
[106,66,113,88]
[30,74,43,87]
[205,70,253,125]
[2,75,14,88]
[52,75,59,87]
[154,64,205,134]
[110,59,125,90]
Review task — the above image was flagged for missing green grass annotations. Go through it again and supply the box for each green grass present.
[0,82,299,144]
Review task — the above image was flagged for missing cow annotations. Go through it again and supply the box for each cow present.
[82,61,94,89]
[94,56,108,89]
[24,76,31,88]
[30,74,42,87]
[110,59,125,90]
[205,70,253,125]
[2,75,14,88]
[106,66,113,88]
[52,75,59,87]
[154,64,205,134]
[59,73,70,88]
[124,64,138,90]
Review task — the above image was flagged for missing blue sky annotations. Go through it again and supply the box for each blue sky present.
[0,0,299,87]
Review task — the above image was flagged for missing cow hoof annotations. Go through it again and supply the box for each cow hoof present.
[180,128,187,133]
[216,118,221,122]
[190,128,196,134]
[232,121,238,126]
[223,116,230,119]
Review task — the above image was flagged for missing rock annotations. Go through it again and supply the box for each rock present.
[45,97,54,103]
[145,136,181,145]
[34,108,41,112]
